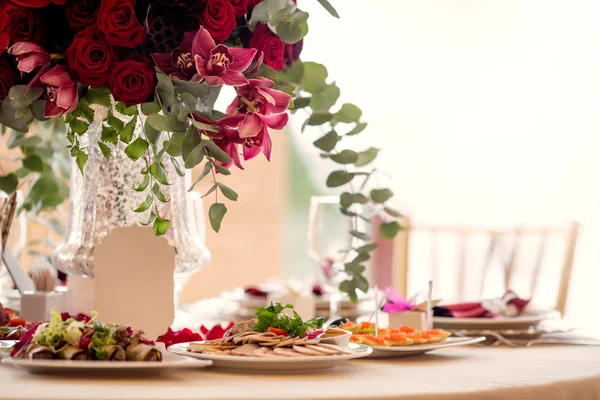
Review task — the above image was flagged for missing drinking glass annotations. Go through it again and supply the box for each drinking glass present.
[307,196,365,322]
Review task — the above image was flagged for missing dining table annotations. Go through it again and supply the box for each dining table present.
[1,344,600,400]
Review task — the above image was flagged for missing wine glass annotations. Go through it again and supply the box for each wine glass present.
[307,196,365,322]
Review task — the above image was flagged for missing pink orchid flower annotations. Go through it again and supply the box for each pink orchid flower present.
[39,65,78,117]
[151,31,196,81]
[8,42,50,76]
[212,127,245,170]
[192,26,256,86]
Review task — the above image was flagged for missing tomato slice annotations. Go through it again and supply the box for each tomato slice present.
[8,317,26,327]
[267,327,288,336]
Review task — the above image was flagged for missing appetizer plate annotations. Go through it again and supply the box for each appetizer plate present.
[367,336,486,358]
[433,311,557,330]
[1,349,212,375]
[0,340,17,354]
[168,342,372,373]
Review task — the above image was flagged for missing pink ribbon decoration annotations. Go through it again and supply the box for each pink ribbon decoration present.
[381,286,425,313]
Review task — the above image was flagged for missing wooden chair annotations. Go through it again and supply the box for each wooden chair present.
[389,220,580,315]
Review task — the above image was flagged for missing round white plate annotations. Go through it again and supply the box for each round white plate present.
[433,312,557,330]
[1,348,212,375]
[0,340,17,352]
[367,336,486,358]
[168,342,372,373]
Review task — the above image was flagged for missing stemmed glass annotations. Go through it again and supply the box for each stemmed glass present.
[307,196,365,323]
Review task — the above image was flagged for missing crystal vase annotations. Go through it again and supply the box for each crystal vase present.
[52,107,211,293]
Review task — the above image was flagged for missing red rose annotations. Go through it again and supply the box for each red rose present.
[7,6,43,43]
[0,8,9,55]
[283,38,302,66]
[230,0,248,18]
[66,0,100,30]
[9,0,64,7]
[98,0,146,48]
[0,58,19,100]
[249,23,284,71]
[108,57,156,107]
[65,29,115,87]
[199,0,235,43]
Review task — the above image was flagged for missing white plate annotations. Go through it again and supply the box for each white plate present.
[433,312,557,330]
[1,347,212,375]
[367,336,486,358]
[168,342,372,373]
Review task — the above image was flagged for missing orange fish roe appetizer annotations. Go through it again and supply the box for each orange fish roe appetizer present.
[399,326,416,333]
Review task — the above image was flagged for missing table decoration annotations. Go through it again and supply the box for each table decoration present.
[381,286,441,331]
[0,0,403,303]
[157,322,235,347]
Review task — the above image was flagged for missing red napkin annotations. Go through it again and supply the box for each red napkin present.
[433,291,530,318]
[157,322,235,347]
[245,287,269,297]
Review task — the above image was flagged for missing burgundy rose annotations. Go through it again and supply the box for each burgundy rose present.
[64,29,115,87]
[198,0,236,43]
[0,7,9,55]
[7,6,43,43]
[9,0,64,7]
[108,56,156,107]
[0,58,18,100]
[66,0,100,30]
[98,0,146,48]
[249,23,284,71]
[230,0,248,18]
[283,38,302,66]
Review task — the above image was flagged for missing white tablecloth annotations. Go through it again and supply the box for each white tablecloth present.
[2,346,600,400]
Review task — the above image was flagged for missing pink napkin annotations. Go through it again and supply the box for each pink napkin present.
[434,291,530,318]
[382,286,424,313]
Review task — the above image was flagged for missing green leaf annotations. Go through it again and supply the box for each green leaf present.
[334,103,362,124]
[216,182,238,201]
[370,188,393,203]
[70,119,88,135]
[30,99,48,121]
[149,162,169,185]
[86,87,111,107]
[190,119,219,133]
[313,130,339,152]
[146,114,173,132]
[352,252,370,263]
[133,174,150,192]
[76,150,88,174]
[156,73,175,108]
[350,230,371,241]
[41,193,65,209]
[357,243,378,253]
[347,122,367,136]
[0,173,18,194]
[203,185,217,198]
[278,60,304,84]
[330,150,358,164]
[345,262,366,275]
[339,280,357,302]
[115,102,137,116]
[354,275,369,292]
[171,157,185,177]
[317,0,339,18]
[301,62,328,94]
[124,137,149,161]
[184,144,205,169]
[141,101,161,116]
[204,139,231,163]
[310,83,340,111]
[152,215,171,235]
[380,221,403,239]
[326,170,355,187]
[119,115,137,144]
[144,122,161,145]
[189,163,213,192]
[355,147,379,167]
[0,98,31,132]
[307,110,333,126]
[22,155,43,172]
[107,114,124,132]
[353,193,369,204]
[9,85,43,108]
[14,167,29,179]
[182,126,202,162]
[100,126,118,144]
[7,131,24,148]
[139,211,156,227]
[290,96,311,109]
[276,20,304,44]
[212,163,231,175]
[152,183,170,202]
[384,206,404,218]
[133,194,153,212]
[208,203,227,232]
[164,133,185,157]
[340,192,353,209]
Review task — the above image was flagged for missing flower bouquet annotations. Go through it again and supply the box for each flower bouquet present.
[0,0,402,299]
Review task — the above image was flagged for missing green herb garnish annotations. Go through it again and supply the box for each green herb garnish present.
[254,302,325,338]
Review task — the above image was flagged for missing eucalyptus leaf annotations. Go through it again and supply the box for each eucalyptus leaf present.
[349,230,370,241]
[290,97,311,109]
[208,202,227,232]
[189,162,213,192]
[146,114,173,132]
[344,262,366,275]
[9,85,43,108]
[184,144,205,168]
[203,185,217,198]
[316,0,339,18]
[156,73,175,109]
[182,126,202,162]
[23,155,44,172]
[330,150,358,164]
[301,62,328,94]
[340,192,353,209]
[0,173,18,194]
[347,122,367,136]
[308,110,333,126]
[212,163,232,175]
[384,206,404,218]
[310,83,339,110]
[190,119,219,133]
[141,100,161,116]
[355,147,378,167]
[352,252,370,263]
[326,170,354,187]
[380,221,403,239]
[204,139,231,163]
[357,243,378,253]
[313,130,339,152]
[216,182,238,201]
[334,103,362,124]
[370,188,393,203]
